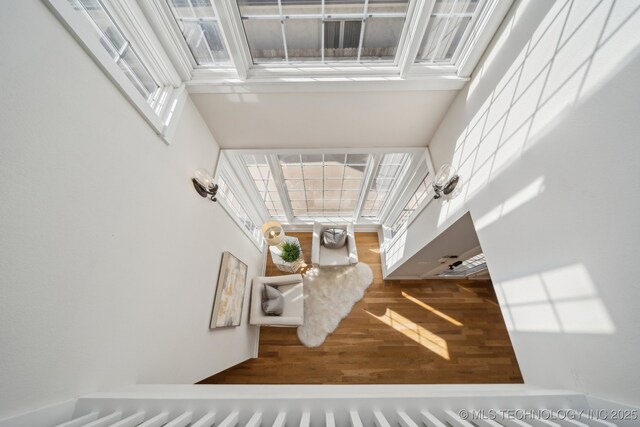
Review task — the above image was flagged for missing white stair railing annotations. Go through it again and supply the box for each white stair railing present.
[6,384,638,427]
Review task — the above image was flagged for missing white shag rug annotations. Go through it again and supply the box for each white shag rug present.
[297,263,373,347]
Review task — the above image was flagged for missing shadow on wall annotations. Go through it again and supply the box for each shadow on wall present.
[437,0,640,225]
[411,0,640,403]
[389,0,640,263]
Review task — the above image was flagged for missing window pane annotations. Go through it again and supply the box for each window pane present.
[346,153,368,164]
[389,172,432,234]
[166,0,232,66]
[217,173,261,244]
[324,20,361,61]
[361,153,408,218]
[362,17,405,61]
[324,0,365,15]
[243,18,285,62]
[285,19,322,61]
[201,21,231,63]
[71,0,126,55]
[118,47,158,101]
[237,0,278,16]
[416,0,480,63]
[279,153,369,218]
[241,154,285,217]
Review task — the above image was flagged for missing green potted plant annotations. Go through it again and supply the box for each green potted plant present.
[280,240,301,263]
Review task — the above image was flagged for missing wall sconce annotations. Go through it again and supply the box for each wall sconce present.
[192,169,218,202]
[433,164,460,200]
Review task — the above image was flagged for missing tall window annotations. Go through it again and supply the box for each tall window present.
[243,154,286,217]
[236,0,410,63]
[389,172,432,235]
[217,173,262,244]
[361,153,408,219]
[68,0,160,104]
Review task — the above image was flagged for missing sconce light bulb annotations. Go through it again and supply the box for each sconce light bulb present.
[193,168,215,190]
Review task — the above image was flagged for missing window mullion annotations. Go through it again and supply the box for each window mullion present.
[356,0,370,61]
[215,0,252,80]
[267,155,294,223]
[353,154,381,223]
[430,0,457,63]
[277,0,289,62]
[321,0,325,62]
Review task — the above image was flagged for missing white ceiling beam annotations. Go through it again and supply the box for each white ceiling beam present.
[216,0,254,80]
[186,74,468,93]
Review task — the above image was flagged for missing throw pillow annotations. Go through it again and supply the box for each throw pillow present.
[322,228,347,249]
[261,284,284,316]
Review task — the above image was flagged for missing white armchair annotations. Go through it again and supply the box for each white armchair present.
[249,274,304,327]
[311,222,358,267]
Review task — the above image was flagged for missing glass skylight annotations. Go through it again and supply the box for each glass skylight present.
[416,0,482,63]
[236,0,410,63]
[166,0,232,66]
[68,0,159,102]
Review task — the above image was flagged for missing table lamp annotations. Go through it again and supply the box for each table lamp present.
[261,221,285,246]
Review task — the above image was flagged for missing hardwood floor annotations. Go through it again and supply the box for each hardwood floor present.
[199,232,523,384]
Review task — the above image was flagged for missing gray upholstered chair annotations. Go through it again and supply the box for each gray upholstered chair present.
[311,222,358,267]
[249,274,304,327]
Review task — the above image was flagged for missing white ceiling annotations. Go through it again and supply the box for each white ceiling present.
[190,89,458,149]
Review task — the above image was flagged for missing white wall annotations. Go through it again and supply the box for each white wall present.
[0,0,261,419]
[190,90,458,149]
[387,0,640,406]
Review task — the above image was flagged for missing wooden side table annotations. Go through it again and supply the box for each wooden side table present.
[269,236,304,273]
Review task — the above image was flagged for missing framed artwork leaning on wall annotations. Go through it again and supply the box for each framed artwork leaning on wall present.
[210,251,248,328]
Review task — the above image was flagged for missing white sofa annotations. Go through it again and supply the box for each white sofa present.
[249,274,304,327]
[311,222,358,267]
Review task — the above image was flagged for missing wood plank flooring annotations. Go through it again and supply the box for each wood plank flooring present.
[199,232,522,384]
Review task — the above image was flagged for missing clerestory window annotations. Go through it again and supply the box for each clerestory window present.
[47,0,187,142]
[68,0,160,103]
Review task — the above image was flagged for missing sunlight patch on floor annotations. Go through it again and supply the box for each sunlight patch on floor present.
[366,308,450,360]
[402,292,463,326]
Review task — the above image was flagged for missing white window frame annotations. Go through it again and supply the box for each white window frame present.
[381,147,437,251]
[138,0,512,92]
[45,0,188,144]
[221,147,430,226]
[215,159,264,249]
